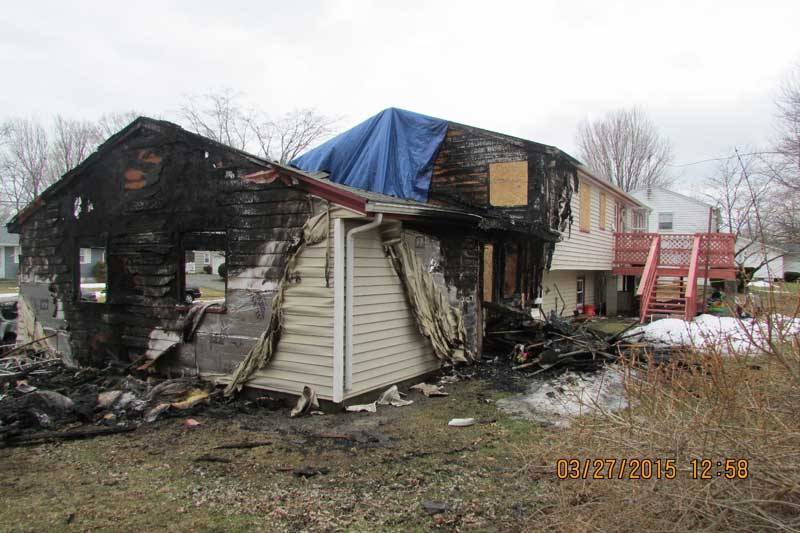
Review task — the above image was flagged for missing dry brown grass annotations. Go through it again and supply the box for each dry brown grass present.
[529,298,800,532]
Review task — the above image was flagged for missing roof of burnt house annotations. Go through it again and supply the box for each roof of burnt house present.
[5,116,486,232]
[290,107,582,204]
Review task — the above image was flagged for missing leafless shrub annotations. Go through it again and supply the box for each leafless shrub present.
[529,292,800,531]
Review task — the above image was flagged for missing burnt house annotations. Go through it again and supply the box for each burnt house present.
[9,110,578,402]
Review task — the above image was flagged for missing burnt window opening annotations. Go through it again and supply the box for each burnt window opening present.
[179,231,228,306]
[76,236,108,303]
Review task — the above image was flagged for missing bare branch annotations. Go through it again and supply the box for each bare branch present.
[576,108,674,191]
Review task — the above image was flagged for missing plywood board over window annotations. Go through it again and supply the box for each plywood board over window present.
[489,161,528,206]
[579,183,591,232]
[482,244,493,302]
[599,191,607,230]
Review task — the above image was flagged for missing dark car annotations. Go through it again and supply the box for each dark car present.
[184,286,202,304]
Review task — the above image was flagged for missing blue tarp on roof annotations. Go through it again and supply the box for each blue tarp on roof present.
[290,108,448,202]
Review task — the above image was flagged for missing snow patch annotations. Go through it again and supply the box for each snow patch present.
[626,314,800,354]
[497,367,629,428]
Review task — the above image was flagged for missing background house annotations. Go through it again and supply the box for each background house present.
[631,186,720,234]
[0,227,20,281]
[736,238,785,281]
[78,246,108,281]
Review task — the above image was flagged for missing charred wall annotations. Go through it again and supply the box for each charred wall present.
[428,125,577,309]
[15,121,311,371]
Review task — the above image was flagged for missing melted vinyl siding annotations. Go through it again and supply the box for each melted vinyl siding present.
[346,227,438,399]
[550,178,615,271]
[246,213,336,399]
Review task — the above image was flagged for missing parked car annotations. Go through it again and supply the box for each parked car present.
[0,297,18,345]
[184,286,202,303]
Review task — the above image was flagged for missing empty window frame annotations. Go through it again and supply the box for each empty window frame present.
[658,212,674,231]
[180,231,228,306]
[77,237,107,303]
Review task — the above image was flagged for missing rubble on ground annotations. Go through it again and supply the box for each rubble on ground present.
[0,347,215,446]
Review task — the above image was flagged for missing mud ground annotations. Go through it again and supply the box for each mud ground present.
[0,369,559,532]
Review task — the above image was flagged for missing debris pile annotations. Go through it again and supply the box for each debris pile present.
[485,305,639,375]
[0,348,214,446]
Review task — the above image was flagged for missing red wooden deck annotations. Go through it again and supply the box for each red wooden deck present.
[612,232,736,279]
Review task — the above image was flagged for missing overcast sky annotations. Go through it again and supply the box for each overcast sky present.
[2,1,798,190]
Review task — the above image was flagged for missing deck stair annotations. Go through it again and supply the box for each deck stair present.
[637,235,702,323]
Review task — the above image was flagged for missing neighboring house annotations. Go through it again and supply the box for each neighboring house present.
[541,167,648,317]
[736,238,785,281]
[0,227,20,281]
[8,111,580,403]
[185,250,225,274]
[78,246,108,281]
[630,186,721,234]
[784,245,800,277]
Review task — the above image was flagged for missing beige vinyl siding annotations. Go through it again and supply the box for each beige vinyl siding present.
[346,226,438,399]
[539,270,596,317]
[551,176,617,271]
[246,212,337,399]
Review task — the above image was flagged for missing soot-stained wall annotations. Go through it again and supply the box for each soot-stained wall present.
[13,119,312,371]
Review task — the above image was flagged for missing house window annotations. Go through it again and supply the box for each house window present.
[658,212,674,231]
[579,183,591,232]
[576,276,585,311]
[79,248,91,264]
[13,247,19,264]
[599,192,607,230]
[180,232,228,306]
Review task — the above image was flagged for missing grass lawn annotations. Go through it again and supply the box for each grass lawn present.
[0,379,548,531]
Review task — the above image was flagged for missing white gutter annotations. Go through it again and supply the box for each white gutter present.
[332,218,345,403]
[344,213,383,392]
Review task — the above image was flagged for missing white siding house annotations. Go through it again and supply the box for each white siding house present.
[541,168,647,317]
[736,238,785,280]
[630,187,720,234]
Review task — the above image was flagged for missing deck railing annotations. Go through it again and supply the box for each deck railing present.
[637,236,661,323]
[614,232,735,270]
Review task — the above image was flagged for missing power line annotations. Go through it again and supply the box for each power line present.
[668,151,781,167]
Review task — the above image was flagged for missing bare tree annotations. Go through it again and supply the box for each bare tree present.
[50,115,101,178]
[178,89,255,151]
[178,89,337,163]
[576,108,674,191]
[95,111,140,139]
[773,61,800,191]
[0,118,52,213]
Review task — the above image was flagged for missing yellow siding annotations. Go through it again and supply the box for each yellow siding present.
[539,270,596,317]
[551,176,617,271]
[346,227,438,399]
